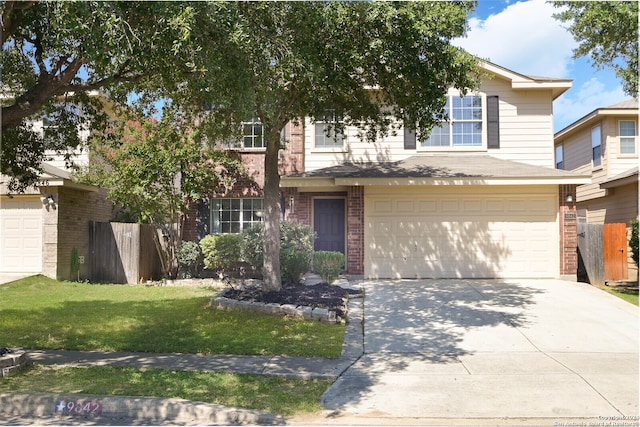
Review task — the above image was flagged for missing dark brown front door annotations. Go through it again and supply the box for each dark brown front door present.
[314,199,345,254]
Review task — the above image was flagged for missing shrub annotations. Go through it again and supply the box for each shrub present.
[630,219,639,265]
[281,248,312,284]
[200,234,242,271]
[313,251,345,284]
[176,241,203,278]
[240,221,316,280]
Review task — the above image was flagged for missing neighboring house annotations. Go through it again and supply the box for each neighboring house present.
[0,112,114,281]
[185,61,591,280]
[554,99,639,280]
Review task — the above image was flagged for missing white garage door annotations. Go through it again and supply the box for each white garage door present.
[365,186,559,279]
[0,196,43,273]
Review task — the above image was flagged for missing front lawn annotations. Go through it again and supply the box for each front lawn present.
[0,364,330,416]
[0,276,344,357]
[604,287,639,306]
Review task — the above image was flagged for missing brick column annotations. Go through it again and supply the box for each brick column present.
[559,184,578,280]
[347,186,364,276]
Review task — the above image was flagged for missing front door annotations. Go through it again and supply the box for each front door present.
[314,199,345,254]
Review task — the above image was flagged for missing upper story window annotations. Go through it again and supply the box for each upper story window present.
[555,144,564,169]
[591,124,602,167]
[422,96,483,148]
[224,117,265,149]
[315,110,343,148]
[619,120,637,155]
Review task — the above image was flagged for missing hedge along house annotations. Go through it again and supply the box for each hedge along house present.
[184,61,591,280]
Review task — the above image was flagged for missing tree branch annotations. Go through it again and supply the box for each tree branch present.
[1,1,35,45]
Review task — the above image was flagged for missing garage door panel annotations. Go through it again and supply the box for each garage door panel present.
[365,190,558,279]
[1,197,43,273]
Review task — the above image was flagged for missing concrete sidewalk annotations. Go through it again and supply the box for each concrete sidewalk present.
[0,275,365,425]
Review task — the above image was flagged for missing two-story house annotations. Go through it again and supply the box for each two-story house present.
[187,61,591,281]
[554,99,639,281]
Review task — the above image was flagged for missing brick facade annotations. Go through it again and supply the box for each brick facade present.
[183,121,305,242]
[559,184,578,279]
[44,187,115,281]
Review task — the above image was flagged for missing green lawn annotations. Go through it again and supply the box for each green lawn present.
[0,276,344,357]
[0,364,330,416]
[605,287,639,306]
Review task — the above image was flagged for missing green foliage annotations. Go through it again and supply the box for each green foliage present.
[176,241,203,278]
[281,249,311,284]
[200,234,242,271]
[1,1,205,190]
[630,220,639,265]
[552,1,638,97]
[313,252,345,284]
[240,222,316,279]
[78,111,244,279]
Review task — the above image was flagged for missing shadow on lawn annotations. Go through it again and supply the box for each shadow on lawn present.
[1,296,340,357]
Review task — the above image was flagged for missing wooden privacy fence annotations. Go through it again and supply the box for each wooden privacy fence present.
[577,221,628,286]
[89,221,162,284]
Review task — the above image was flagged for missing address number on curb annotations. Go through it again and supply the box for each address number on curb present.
[55,400,103,416]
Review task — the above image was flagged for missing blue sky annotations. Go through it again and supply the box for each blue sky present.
[453,0,629,132]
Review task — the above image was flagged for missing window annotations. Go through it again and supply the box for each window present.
[422,95,483,148]
[225,117,265,149]
[315,110,343,148]
[619,120,637,154]
[555,144,564,169]
[210,198,264,234]
[591,125,602,167]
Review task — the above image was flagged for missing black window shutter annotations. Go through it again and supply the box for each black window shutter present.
[404,126,416,149]
[197,199,211,240]
[487,96,500,149]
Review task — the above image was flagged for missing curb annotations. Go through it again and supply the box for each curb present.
[0,393,285,425]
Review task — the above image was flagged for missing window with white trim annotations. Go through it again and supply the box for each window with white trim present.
[619,120,637,155]
[224,117,265,149]
[209,198,264,234]
[422,95,483,148]
[555,144,564,169]
[591,124,602,167]
[314,110,343,148]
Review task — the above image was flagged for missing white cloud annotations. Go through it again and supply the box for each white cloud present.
[554,77,626,131]
[454,0,576,77]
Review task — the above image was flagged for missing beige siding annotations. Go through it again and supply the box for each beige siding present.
[579,182,639,225]
[304,74,557,172]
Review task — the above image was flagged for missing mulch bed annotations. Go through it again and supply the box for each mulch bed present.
[221,282,362,317]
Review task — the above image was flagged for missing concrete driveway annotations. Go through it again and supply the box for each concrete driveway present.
[321,279,639,423]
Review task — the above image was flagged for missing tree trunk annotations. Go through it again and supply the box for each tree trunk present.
[262,133,282,291]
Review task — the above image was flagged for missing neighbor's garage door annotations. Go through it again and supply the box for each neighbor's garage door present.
[365,186,558,279]
[0,196,43,273]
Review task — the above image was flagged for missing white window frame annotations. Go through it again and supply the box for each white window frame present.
[619,120,637,155]
[419,93,486,151]
[223,117,265,149]
[555,144,564,170]
[591,124,602,168]
[210,198,264,234]
[314,109,344,149]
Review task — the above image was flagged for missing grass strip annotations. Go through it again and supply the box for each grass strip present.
[0,364,331,416]
[0,276,344,357]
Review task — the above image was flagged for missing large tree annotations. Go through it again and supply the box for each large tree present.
[1,1,200,191]
[552,1,638,97]
[79,109,244,279]
[179,2,481,291]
